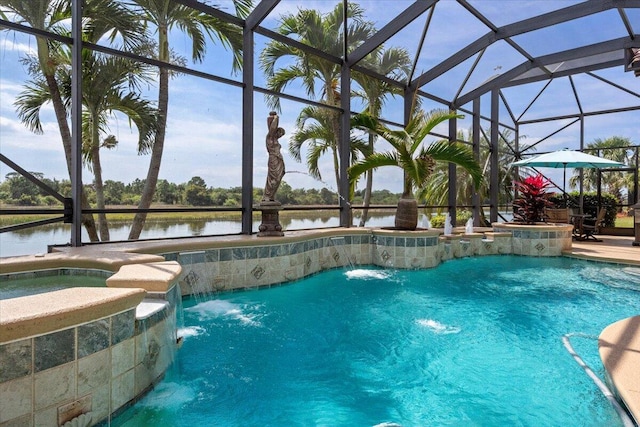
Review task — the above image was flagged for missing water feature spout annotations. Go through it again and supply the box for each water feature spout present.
[444,213,453,236]
[421,214,431,229]
[465,217,474,234]
[328,236,355,269]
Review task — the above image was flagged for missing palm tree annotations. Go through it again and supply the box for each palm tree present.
[62,16,156,241]
[569,136,633,202]
[419,128,524,224]
[1,0,146,241]
[15,54,157,241]
[349,109,483,230]
[352,47,411,226]
[289,105,368,196]
[127,0,252,240]
[260,4,376,192]
[78,53,157,240]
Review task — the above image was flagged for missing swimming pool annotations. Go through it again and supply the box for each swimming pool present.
[114,256,640,426]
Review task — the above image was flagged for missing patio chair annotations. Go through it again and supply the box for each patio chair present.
[580,207,606,242]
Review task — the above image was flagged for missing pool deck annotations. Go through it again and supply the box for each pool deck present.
[564,235,640,266]
[564,235,639,424]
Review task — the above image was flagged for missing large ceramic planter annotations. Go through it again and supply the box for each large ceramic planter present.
[395,196,418,230]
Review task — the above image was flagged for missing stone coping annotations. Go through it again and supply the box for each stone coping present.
[598,316,640,424]
[373,228,441,237]
[54,228,375,256]
[492,222,574,232]
[106,261,182,292]
[43,227,496,258]
[0,250,165,275]
[484,231,512,237]
[136,299,170,320]
[0,287,146,344]
[564,252,640,267]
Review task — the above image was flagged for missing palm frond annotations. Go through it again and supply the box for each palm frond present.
[421,140,483,189]
[348,152,399,183]
[14,78,52,134]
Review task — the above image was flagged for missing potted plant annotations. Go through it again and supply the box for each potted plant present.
[349,109,483,230]
[512,174,553,224]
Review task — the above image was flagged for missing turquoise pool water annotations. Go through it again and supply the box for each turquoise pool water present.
[115,256,640,426]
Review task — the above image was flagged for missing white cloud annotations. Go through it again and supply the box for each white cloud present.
[0,79,28,95]
[0,38,36,55]
[0,115,62,148]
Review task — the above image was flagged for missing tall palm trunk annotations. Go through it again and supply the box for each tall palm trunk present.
[327,87,341,203]
[41,51,99,242]
[128,24,170,240]
[359,133,374,227]
[128,66,168,239]
[90,111,109,240]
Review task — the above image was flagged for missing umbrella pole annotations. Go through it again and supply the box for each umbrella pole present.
[563,163,567,206]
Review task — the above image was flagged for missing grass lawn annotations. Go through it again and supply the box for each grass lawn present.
[615,216,633,228]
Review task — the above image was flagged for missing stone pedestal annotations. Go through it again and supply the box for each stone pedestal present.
[258,201,284,237]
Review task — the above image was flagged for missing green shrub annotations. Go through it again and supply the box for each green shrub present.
[18,194,38,206]
[121,195,141,205]
[43,196,61,206]
[429,210,472,228]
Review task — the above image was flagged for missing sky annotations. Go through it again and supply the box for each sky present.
[1,0,639,196]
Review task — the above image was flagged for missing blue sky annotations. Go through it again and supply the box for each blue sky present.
[1,0,638,196]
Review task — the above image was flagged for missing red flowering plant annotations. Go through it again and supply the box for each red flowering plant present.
[512,174,554,224]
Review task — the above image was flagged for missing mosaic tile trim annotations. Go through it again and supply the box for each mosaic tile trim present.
[0,339,31,382]
[0,308,140,383]
[373,236,439,247]
[112,310,136,346]
[162,235,370,263]
[78,319,110,358]
[35,329,75,372]
[0,303,171,386]
[494,228,573,240]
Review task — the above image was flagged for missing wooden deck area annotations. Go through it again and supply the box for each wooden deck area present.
[566,235,639,424]
[564,235,639,266]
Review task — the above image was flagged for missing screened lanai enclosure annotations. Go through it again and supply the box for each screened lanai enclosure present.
[1,0,639,256]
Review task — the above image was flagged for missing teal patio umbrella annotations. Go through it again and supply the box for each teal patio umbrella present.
[512,148,626,195]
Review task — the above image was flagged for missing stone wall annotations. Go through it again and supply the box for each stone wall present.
[169,229,519,297]
[492,223,573,256]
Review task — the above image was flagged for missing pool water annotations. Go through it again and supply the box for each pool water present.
[0,273,107,299]
[114,256,640,426]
